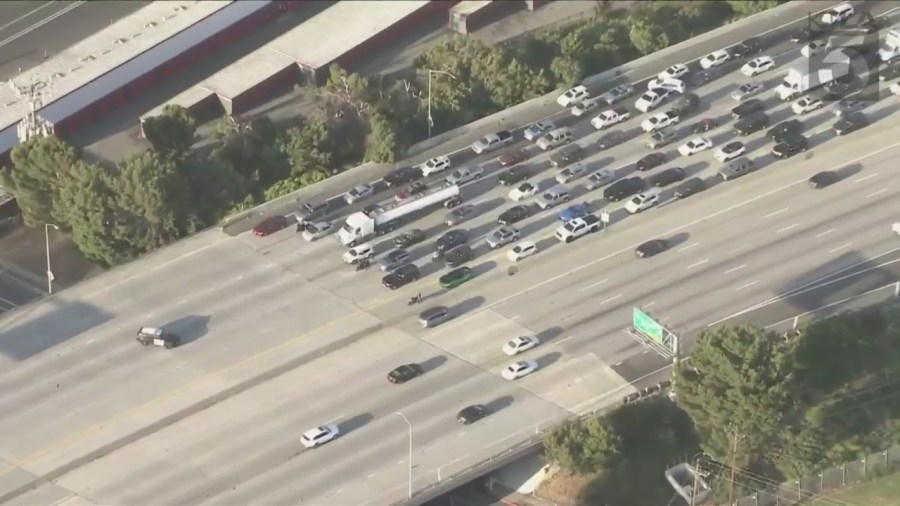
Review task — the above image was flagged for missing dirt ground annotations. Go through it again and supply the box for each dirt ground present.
[536,470,592,506]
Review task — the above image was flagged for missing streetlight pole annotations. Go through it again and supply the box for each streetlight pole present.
[396,411,413,500]
[44,223,59,294]
[426,69,456,139]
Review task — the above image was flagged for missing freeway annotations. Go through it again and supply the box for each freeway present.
[1,2,900,506]
[0,1,148,80]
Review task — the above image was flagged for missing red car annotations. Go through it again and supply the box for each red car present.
[394,182,427,202]
[252,215,289,237]
[499,148,528,167]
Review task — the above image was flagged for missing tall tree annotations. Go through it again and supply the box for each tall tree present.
[675,325,796,466]
[0,136,78,226]
[141,104,197,158]
[365,112,400,163]
[543,417,621,473]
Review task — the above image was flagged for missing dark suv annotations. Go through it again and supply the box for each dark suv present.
[734,113,768,136]
[603,177,645,202]
[549,144,585,168]
[457,405,487,424]
[382,264,420,290]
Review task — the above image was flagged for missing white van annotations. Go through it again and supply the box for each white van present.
[536,127,573,151]
[342,243,373,264]
[821,3,853,26]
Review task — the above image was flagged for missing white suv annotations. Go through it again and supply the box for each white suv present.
[624,189,661,214]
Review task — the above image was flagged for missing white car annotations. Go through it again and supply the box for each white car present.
[301,424,339,448]
[647,78,685,95]
[419,156,452,176]
[570,97,603,117]
[741,56,775,77]
[509,182,538,201]
[820,3,853,26]
[591,107,630,130]
[501,360,538,380]
[523,120,555,141]
[641,111,680,133]
[301,221,333,242]
[891,80,900,96]
[792,96,824,115]
[584,169,615,190]
[657,63,689,81]
[700,49,731,69]
[507,241,538,262]
[344,184,375,204]
[801,39,827,58]
[714,141,747,162]
[678,137,713,157]
[624,189,661,214]
[557,85,589,107]
[634,89,672,113]
[502,336,540,356]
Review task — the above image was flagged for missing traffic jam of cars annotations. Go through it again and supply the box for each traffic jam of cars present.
[251,3,900,444]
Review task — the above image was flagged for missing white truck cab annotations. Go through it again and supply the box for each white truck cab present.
[878,29,900,63]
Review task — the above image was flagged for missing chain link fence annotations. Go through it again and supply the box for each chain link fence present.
[736,445,900,506]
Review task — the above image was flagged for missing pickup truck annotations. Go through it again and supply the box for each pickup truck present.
[555,215,601,243]
[471,130,514,155]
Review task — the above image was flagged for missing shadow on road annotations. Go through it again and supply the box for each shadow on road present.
[0,299,113,361]
[339,413,374,435]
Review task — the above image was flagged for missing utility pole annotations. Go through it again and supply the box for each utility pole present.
[12,77,54,143]
[728,429,741,505]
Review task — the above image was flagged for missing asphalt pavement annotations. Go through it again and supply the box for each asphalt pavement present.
[0,1,148,80]
[2,2,900,506]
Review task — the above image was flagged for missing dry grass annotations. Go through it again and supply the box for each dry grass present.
[535,469,593,506]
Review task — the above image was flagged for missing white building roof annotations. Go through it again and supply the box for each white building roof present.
[199,47,294,101]
[140,86,216,122]
[0,1,234,132]
[451,1,494,17]
[267,0,432,70]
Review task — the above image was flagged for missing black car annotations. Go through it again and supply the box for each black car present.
[384,166,422,187]
[443,244,473,268]
[603,177,645,202]
[498,205,531,225]
[790,25,828,43]
[879,61,900,82]
[730,37,761,58]
[457,404,487,424]
[382,263,420,290]
[434,229,469,257]
[636,152,666,172]
[673,177,705,199]
[635,239,669,258]
[690,67,722,87]
[597,131,627,150]
[549,144,585,168]
[649,167,686,187]
[808,171,837,189]
[767,119,803,143]
[387,363,423,384]
[393,229,427,248]
[772,134,808,159]
[731,99,765,119]
[734,113,768,136]
[692,118,718,134]
[833,112,868,136]
[498,166,529,186]
[670,92,700,116]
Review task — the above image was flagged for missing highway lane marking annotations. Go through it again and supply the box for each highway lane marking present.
[815,228,837,238]
[643,301,656,308]
[764,207,788,218]
[736,280,760,291]
[867,189,888,199]
[776,224,799,234]
[577,279,608,292]
[0,1,85,51]
[853,173,878,183]
[829,242,852,253]
[724,264,746,274]
[555,336,573,346]
[0,2,56,32]
[686,259,709,270]
[486,431,531,449]
[763,281,900,330]
[600,294,623,305]
[677,243,698,252]
[708,250,900,326]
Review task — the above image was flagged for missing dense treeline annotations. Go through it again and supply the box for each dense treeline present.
[543,307,900,504]
[0,1,780,266]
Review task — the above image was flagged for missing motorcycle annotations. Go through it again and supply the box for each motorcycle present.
[356,259,370,271]
[408,294,422,306]
[296,222,308,233]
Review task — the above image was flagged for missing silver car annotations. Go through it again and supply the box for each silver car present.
[378,249,411,272]
[584,169,615,190]
[523,120,556,141]
[445,204,477,226]
[833,99,870,117]
[555,163,588,184]
[601,83,635,104]
[731,81,764,102]
[486,226,520,249]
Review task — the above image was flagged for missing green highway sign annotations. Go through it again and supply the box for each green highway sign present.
[633,307,664,343]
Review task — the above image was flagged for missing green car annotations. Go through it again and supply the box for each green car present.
[439,267,474,289]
